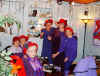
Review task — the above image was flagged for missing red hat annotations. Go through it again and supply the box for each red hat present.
[28,42,38,50]
[58,19,67,26]
[13,36,19,43]
[64,27,74,34]
[96,19,100,27]
[23,42,38,54]
[44,19,53,26]
[19,35,28,41]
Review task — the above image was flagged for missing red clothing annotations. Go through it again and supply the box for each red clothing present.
[10,55,26,76]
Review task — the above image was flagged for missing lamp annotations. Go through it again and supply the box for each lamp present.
[81,19,93,57]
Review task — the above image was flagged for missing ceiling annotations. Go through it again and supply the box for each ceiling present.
[57,0,100,4]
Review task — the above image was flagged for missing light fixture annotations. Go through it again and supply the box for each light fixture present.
[81,19,93,24]
[71,1,75,5]
[81,18,93,58]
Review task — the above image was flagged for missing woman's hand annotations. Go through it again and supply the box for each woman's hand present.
[52,54,57,59]
[52,52,60,59]
[40,32,44,38]
[64,57,68,63]
[24,55,27,58]
[47,36,52,40]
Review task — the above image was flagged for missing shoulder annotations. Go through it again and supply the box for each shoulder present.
[9,46,15,50]
[41,28,46,32]
[71,37,77,44]
[73,36,78,40]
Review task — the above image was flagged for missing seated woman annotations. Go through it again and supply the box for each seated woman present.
[22,42,44,76]
[52,27,77,76]
[9,36,23,57]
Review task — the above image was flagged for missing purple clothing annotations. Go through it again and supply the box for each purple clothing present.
[51,28,64,66]
[28,57,42,71]
[59,36,77,62]
[59,36,77,70]
[41,27,55,64]
[22,56,44,76]
[52,28,64,53]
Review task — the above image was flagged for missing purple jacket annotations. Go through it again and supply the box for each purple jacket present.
[58,36,77,62]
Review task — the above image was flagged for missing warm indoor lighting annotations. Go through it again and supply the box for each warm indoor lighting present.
[72,1,75,5]
[81,19,93,24]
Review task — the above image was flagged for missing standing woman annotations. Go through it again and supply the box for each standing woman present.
[52,19,67,74]
[52,27,77,76]
[40,19,55,64]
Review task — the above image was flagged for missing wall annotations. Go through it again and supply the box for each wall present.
[0,0,100,62]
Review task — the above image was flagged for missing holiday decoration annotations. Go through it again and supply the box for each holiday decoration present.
[0,15,21,35]
[93,19,100,45]
[0,49,12,76]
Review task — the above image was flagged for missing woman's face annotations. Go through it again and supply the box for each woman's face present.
[65,30,73,37]
[58,23,65,29]
[55,22,60,28]
[14,40,20,47]
[45,23,52,29]
[20,38,26,45]
[27,46,37,57]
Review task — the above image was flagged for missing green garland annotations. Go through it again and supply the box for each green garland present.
[0,16,21,30]
[0,50,13,76]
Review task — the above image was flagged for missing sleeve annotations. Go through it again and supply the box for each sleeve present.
[40,29,45,38]
[65,39,77,62]
[41,29,45,33]
[58,36,66,52]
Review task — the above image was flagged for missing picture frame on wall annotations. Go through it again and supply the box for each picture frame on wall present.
[93,19,100,46]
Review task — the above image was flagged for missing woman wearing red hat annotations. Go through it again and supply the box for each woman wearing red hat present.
[52,27,77,76]
[19,35,29,54]
[51,19,67,75]
[40,19,55,64]
[22,42,44,76]
[9,36,22,56]
[9,36,26,76]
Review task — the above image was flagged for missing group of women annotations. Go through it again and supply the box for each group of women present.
[9,18,77,76]
[40,19,77,76]
[9,35,44,76]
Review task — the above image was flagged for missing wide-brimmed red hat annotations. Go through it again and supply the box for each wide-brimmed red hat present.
[44,19,53,26]
[58,19,67,26]
[64,27,74,34]
[23,42,38,54]
[13,36,20,43]
[19,35,28,41]
[28,42,38,50]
